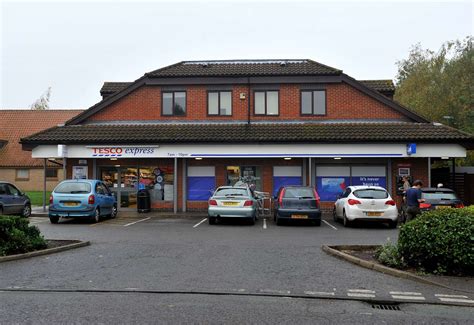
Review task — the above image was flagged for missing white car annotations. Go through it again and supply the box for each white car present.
[333,186,398,228]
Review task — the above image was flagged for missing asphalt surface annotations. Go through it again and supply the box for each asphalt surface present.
[1,214,473,324]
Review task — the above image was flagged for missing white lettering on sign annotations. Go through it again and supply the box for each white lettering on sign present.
[167,153,191,157]
[91,147,155,157]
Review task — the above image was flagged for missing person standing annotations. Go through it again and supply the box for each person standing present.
[405,180,425,222]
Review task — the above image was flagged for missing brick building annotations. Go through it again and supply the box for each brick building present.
[20,60,473,212]
[0,110,83,191]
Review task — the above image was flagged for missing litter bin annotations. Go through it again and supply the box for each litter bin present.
[137,189,151,213]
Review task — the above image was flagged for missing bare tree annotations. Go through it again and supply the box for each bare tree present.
[30,87,52,110]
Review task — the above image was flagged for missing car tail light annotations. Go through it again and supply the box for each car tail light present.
[348,199,361,205]
[49,195,53,205]
[88,194,95,205]
[313,189,320,208]
[419,203,431,209]
[455,203,464,208]
[278,188,286,207]
[385,200,396,206]
[208,199,217,206]
[244,200,253,207]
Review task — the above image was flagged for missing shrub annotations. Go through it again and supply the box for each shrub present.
[0,215,47,256]
[398,207,474,275]
[375,241,406,269]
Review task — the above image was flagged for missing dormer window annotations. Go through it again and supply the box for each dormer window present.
[254,90,279,116]
[162,91,186,116]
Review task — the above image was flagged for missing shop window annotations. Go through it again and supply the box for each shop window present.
[316,166,350,202]
[187,166,215,201]
[162,91,186,116]
[226,166,262,191]
[208,91,232,116]
[273,166,302,197]
[139,167,174,201]
[351,166,386,187]
[16,169,29,180]
[254,91,279,115]
[301,90,326,115]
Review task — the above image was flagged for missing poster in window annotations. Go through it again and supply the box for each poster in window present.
[72,166,88,180]
[351,176,387,188]
[316,177,349,201]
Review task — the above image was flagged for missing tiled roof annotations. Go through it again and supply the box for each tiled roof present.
[146,59,342,77]
[359,80,395,92]
[0,110,83,167]
[21,122,473,146]
[100,79,394,96]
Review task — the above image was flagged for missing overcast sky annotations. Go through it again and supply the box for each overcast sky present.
[1,0,472,109]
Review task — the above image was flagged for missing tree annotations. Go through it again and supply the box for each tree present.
[30,87,52,110]
[394,37,473,134]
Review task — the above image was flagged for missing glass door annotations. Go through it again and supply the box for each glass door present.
[120,167,138,209]
[101,167,119,201]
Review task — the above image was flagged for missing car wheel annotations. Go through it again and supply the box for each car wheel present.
[110,205,117,219]
[248,217,255,225]
[314,219,321,227]
[275,216,282,226]
[21,204,31,218]
[208,217,216,225]
[91,208,100,223]
[388,220,397,229]
[332,208,338,222]
[343,211,351,227]
[49,216,59,224]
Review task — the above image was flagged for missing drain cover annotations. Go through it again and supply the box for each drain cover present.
[372,304,401,311]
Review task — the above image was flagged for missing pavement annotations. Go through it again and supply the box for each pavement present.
[1,211,473,324]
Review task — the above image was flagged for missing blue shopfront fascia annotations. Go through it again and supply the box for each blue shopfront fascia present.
[31,143,467,159]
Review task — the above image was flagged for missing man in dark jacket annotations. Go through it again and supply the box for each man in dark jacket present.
[405,179,425,222]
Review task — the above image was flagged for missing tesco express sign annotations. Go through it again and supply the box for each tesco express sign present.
[91,147,155,157]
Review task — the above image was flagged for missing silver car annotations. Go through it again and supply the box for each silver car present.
[208,186,258,225]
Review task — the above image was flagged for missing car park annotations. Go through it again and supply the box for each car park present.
[274,186,321,226]
[208,185,258,225]
[0,181,31,217]
[49,179,117,224]
[333,186,398,228]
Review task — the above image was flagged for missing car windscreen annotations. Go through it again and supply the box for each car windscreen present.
[55,182,91,194]
[353,189,388,199]
[283,188,315,199]
[422,191,458,200]
[214,188,249,197]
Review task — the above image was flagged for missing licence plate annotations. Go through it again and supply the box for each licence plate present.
[63,202,79,207]
[367,212,382,217]
[223,202,239,206]
[291,214,308,219]
[436,205,450,209]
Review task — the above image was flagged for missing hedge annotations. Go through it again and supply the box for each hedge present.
[0,215,47,256]
[398,207,474,275]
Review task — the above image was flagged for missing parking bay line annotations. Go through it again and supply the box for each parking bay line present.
[123,217,151,227]
[193,218,207,228]
[322,220,338,230]
[263,219,267,229]
[437,297,474,304]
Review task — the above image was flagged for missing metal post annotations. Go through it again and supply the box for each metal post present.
[308,157,313,187]
[427,157,431,187]
[182,158,187,212]
[63,158,67,180]
[387,158,392,196]
[43,158,47,212]
[173,158,178,214]
[92,159,97,179]
[302,158,307,186]
[452,158,456,189]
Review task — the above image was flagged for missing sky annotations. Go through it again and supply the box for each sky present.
[0,0,472,109]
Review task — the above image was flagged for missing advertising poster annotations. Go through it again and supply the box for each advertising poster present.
[316,177,349,201]
[72,166,88,180]
[351,176,387,188]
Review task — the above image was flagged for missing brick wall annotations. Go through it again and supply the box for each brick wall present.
[0,167,65,191]
[391,158,429,207]
[88,83,409,122]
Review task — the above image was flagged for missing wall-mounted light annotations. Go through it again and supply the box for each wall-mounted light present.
[334,157,342,160]
[195,157,203,160]
[441,156,450,160]
[110,158,117,161]
[284,157,292,160]
[114,165,121,167]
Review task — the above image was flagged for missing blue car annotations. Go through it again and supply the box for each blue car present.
[49,179,117,224]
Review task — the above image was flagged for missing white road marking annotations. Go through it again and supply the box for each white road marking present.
[437,297,474,304]
[391,295,426,301]
[263,219,267,229]
[193,218,207,228]
[260,289,291,295]
[348,289,375,293]
[322,220,338,230]
[389,291,422,295]
[435,294,468,298]
[123,217,151,227]
[304,291,335,296]
[348,293,376,298]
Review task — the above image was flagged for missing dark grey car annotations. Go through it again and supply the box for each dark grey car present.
[0,181,32,217]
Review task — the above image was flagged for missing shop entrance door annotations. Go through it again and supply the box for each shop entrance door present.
[100,167,138,210]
